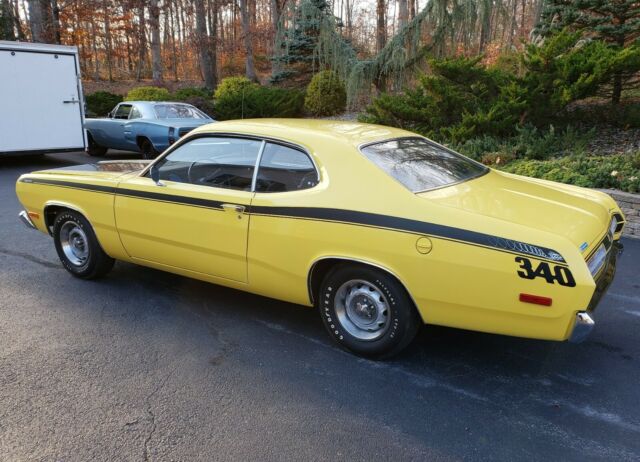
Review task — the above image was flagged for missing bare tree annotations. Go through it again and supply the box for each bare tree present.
[398,0,408,30]
[27,0,52,42]
[240,0,257,81]
[195,0,217,89]
[136,0,147,81]
[376,0,386,53]
[149,0,163,83]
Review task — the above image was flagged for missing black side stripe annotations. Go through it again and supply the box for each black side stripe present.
[21,177,567,264]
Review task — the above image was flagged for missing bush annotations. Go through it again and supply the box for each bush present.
[500,153,640,193]
[214,86,304,120]
[454,125,593,163]
[304,70,347,116]
[173,87,212,101]
[125,86,171,102]
[85,91,122,117]
[214,77,258,101]
[360,56,523,143]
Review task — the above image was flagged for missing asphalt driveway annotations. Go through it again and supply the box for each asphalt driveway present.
[1,152,639,461]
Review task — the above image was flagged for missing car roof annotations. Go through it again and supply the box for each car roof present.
[124,101,189,105]
[192,119,415,148]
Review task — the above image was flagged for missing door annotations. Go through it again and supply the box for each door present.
[0,47,84,152]
[98,104,132,149]
[114,136,262,282]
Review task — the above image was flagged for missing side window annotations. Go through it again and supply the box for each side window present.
[255,143,318,193]
[129,106,143,119]
[153,137,261,191]
[114,104,132,119]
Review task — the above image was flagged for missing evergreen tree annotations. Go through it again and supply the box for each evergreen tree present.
[538,0,640,104]
[270,0,337,86]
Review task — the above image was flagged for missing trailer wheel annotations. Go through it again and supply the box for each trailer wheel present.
[87,133,107,157]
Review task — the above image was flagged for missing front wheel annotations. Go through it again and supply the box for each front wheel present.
[139,138,159,159]
[87,133,108,157]
[52,211,115,279]
[318,264,421,358]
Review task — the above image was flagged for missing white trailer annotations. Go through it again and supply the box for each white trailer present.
[0,41,86,156]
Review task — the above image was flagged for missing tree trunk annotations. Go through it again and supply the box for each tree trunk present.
[149,0,163,84]
[50,0,60,43]
[136,0,147,81]
[195,0,216,89]
[12,0,25,39]
[398,0,408,30]
[270,0,282,78]
[240,0,257,81]
[103,0,113,81]
[27,0,45,42]
[376,0,386,53]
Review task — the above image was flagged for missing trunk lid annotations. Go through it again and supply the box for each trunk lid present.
[418,170,611,251]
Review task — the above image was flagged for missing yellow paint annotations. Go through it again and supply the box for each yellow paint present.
[15,119,625,342]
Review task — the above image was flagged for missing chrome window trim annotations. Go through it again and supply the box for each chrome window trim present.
[251,140,267,192]
[138,132,322,194]
[358,136,489,194]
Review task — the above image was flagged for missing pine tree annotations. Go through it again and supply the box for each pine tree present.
[538,0,640,104]
[270,0,335,86]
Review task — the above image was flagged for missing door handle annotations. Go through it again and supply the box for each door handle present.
[222,204,245,214]
[63,99,80,104]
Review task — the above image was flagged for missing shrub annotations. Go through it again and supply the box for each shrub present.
[85,91,122,117]
[214,86,304,120]
[173,87,212,101]
[125,86,171,102]
[213,77,258,101]
[500,153,640,193]
[360,56,523,143]
[454,125,594,163]
[304,70,347,116]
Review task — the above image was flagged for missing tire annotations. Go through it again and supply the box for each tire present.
[139,138,159,159]
[318,264,421,358]
[52,211,115,279]
[87,133,108,157]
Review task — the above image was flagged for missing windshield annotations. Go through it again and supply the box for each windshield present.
[360,137,488,193]
[154,104,209,119]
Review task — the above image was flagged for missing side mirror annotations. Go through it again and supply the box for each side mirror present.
[150,164,165,187]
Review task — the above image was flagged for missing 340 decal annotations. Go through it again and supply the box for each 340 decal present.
[515,257,576,287]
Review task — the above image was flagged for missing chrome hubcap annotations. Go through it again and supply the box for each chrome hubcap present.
[335,279,390,341]
[60,221,89,267]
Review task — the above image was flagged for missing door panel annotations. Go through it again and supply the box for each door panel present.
[114,177,252,282]
[0,49,84,152]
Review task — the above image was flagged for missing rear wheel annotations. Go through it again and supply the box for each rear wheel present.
[318,264,421,358]
[52,211,114,279]
[139,138,159,159]
[86,133,108,157]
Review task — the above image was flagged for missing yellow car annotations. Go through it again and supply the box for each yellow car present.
[16,120,625,357]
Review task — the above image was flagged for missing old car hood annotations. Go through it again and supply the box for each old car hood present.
[417,169,613,250]
[33,160,150,181]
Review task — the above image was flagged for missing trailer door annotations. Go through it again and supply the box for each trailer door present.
[0,48,85,153]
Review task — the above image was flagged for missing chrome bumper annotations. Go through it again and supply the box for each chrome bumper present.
[568,312,595,343]
[18,211,37,230]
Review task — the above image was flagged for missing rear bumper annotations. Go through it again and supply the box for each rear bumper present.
[568,240,623,343]
[18,210,37,230]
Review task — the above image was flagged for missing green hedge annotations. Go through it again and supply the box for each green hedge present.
[500,154,640,193]
[125,86,171,101]
[214,83,304,120]
[85,91,122,117]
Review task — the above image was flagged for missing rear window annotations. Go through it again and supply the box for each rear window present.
[360,137,488,192]
[154,104,208,119]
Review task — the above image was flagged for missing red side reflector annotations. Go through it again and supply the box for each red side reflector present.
[27,211,40,219]
[519,293,552,306]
